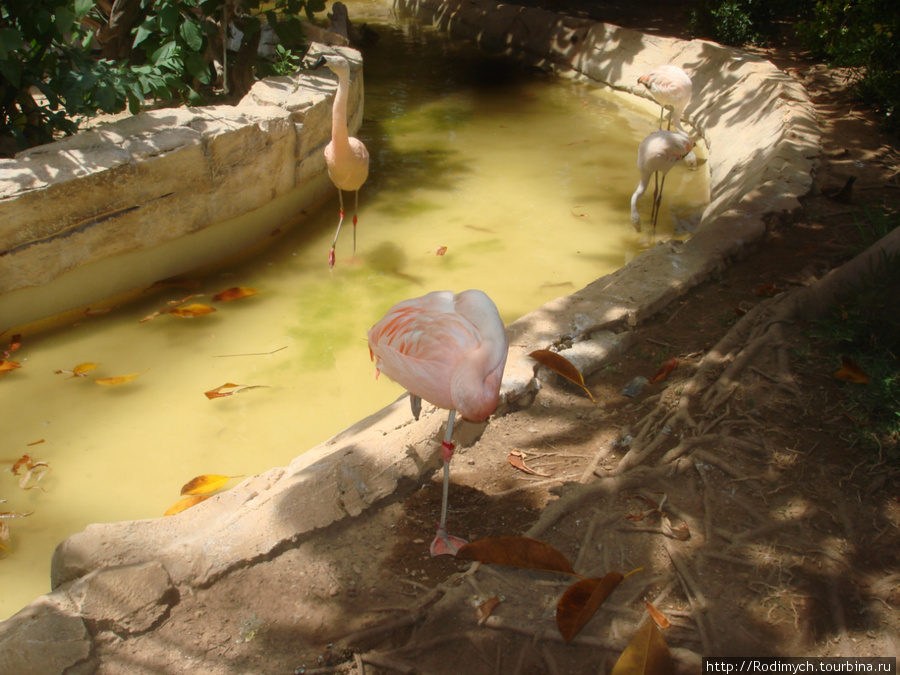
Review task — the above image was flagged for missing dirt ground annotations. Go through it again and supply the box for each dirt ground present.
[90,4,900,674]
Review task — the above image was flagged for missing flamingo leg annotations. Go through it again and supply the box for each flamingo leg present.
[410,394,422,421]
[430,410,467,557]
[352,190,359,253]
[651,172,669,236]
[657,105,665,131]
[328,190,346,269]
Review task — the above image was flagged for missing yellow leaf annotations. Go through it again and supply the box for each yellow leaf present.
[204,382,270,399]
[169,303,216,318]
[180,474,240,496]
[164,495,211,516]
[611,621,674,675]
[529,349,595,401]
[73,362,100,376]
[645,601,671,629]
[0,360,21,373]
[212,287,259,302]
[95,372,142,386]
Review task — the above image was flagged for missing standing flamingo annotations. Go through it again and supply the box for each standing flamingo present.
[638,64,692,134]
[368,290,508,556]
[314,53,370,269]
[630,130,696,233]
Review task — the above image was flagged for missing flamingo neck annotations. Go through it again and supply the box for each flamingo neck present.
[331,72,351,149]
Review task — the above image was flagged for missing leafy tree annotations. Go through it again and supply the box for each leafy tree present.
[1,0,325,155]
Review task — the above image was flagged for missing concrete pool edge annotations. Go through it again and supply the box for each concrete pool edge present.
[0,4,819,668]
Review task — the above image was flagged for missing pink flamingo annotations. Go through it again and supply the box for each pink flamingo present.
[315,53,370,269]
[368,290,508,556]
[638,64,692,134]
[630,130,696,233]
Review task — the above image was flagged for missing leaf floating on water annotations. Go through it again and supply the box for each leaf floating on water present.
[180,474,241,496]
[169,303,216,318]
[3,334,22,358]
[204,382,270,399]
[456,536,577,576]
[645,600,671,629]
[610,620,674,675]
[475,596,501,625]
[529,350,595,402]
[0,360,21,374]
[212,287,259,302]
[11,453,51,491]
[430,246,448,256]
[833,356,869,384]
[556,572,625,643]
[95,372,142,386]
[507,450,551,477]
[26,439,45,446]
[164,495,211,516]
[648,358,677,384]
[54,362,100,377]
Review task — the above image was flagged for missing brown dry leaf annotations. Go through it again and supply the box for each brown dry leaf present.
[204,382,270,400]
[95,372,142,386]
[2,334,22,358]
[507,450,551,477]
[456,536,576,576]
[475,596,501,626]
[648,358,678,384]
[164,495,211,516]
[556,572,625,643]
[610,620,674,675]
[212,287,259,302]
[834,356,869,384]
[169,303,216,318]
[180,474,240,496]
[0,360,21,373]
[528,349,595,402]
[433,246,448,256]
[11,453,33,475]
[645,601,671,629]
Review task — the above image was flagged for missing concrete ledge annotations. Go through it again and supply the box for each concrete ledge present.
[0,41,363,327]
[0,0,819,664]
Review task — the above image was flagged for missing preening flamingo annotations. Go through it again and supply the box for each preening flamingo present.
[314,53,370,269]
[638,64,692,135]
[368,290,508,556]
[630,130,696,233]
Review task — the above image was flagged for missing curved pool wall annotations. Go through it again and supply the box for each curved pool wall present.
[0,1,819,664]
[0,37,362,331]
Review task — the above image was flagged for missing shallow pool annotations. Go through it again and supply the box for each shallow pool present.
[0,7,707,618]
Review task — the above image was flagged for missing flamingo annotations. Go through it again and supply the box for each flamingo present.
[314,53,370,269]
[368,290,508,556]
[638,64,692,134]
[630,130,696,233]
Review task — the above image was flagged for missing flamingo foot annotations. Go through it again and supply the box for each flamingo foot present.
[430,525,468,557]
[328,247,336,269]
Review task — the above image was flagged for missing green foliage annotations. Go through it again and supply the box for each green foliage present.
[1,0,326,153]
[688,0,785,46]
[812,209,900,463]
[798,0,900,130]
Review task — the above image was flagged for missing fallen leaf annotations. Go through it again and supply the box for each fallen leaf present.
[507,450,551,477]
[11,454,33,475]
[456,536,577,576]
[0,360,21,373]
[26,439,45,446]
[164,495,211,516]
[833,356,869,384]
[475,596,501,625]
[169,303,216,318]
[15,457,51,491]
[645,601,671,629]
[2,334,22,358]
[54,362,100,377]
[556,572,625,643]
[212,287,259,302]
[610,620,674,675]
[180,474,240,496]
[648,358,677,384]
[432,246,448,256]
[95,372,142,386]
[529,350,595,402]
[203,382,270,399]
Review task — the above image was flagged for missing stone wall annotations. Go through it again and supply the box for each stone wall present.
[0,42,363,329]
